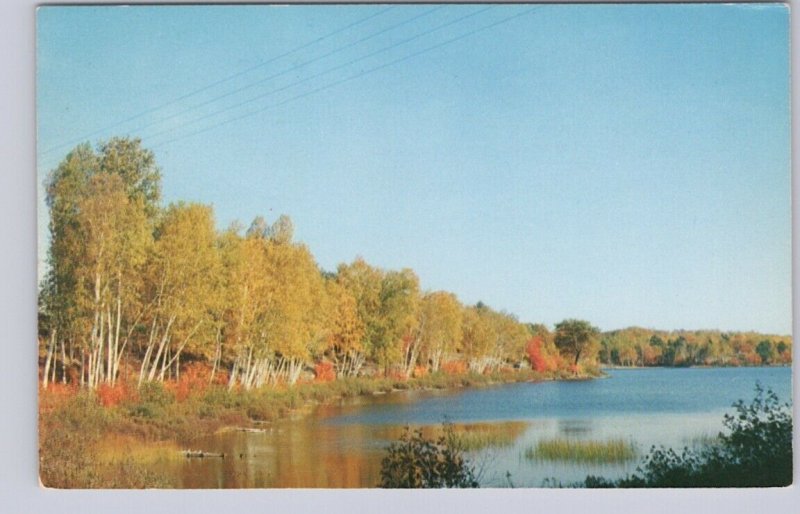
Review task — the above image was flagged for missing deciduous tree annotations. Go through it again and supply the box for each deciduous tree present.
[417,292,463,373]
[554,319,600,368]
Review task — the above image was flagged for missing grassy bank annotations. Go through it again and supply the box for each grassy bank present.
[40,367,596,488]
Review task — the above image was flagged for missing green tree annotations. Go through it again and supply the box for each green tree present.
[554,319,599,368]
[97,137,161,220]
[42,138,160,388]
[756,340,774,365]
[41,144,98,387]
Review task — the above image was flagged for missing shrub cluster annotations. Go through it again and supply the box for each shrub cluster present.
[379,424,479,488]
[583,385,792,488]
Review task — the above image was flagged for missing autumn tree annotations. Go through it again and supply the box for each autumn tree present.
[138,203,222,385]
[376,269,420,374]
[225,216,328,387]
[336,258,384,373]
[262,237,329,385]
[524,323,563,372]
[337,259,420,376]
[324,280,366,377]
[416,292,463,374]
[554,319,599,369]
[76,173,150,388]
[460,305,494,374]
[42,138,161,388]
[220,228,272,390]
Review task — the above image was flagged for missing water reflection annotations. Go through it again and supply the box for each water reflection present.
[557,419,593,436]
[122,367,789,488]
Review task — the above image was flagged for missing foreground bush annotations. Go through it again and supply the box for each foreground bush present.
[584,385,792,488]
[379,424,479,488]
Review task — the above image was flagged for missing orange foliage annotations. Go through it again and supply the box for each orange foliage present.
[640,345,661,366]
[743,352,762,366]
[314,361,336,382]
[166,362,212,402]
[441,360,467,375]
[96,382,136,407]
[525,336,566,373]
[211,369,229,386]
[40,382,78,398]
[412,365,428,378]
[526,337,557,372]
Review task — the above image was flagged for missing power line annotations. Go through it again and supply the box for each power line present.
[127,6,445,140]
[145,6,494,145]
[151,6,543,151]
[39,5,395,157]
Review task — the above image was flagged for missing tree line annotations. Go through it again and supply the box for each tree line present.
[598,327,791,368]
[38,137,792,391]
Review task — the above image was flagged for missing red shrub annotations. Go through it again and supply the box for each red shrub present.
[744,353,762,366]
[412,365,428,378]
[96,382,133,407]
[167,362,212,402]
[441,360,467,375]
[314,361,336,382]
[526,337,557,373]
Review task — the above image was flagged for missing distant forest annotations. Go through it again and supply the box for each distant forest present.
[596,327,791,368]
[38,138,792,391]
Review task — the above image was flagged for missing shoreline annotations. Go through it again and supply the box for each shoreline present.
[40,367,601,448]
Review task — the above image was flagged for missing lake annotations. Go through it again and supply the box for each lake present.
[130,366,792,488]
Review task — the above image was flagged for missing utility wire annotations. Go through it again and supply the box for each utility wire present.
[146,6,494,145]
[39,5,395,157]
[152,6,542,151]
[128,6,445,139]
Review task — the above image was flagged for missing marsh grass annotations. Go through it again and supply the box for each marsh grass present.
[452,421,529,451]
[525,438,637,464]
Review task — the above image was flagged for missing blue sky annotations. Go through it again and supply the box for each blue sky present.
[36,4,791,334]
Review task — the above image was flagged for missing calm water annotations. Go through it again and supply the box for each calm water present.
[132,367,792,488]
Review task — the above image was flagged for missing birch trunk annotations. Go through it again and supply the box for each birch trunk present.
[60,337,68,384]
[42,332,56,389]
